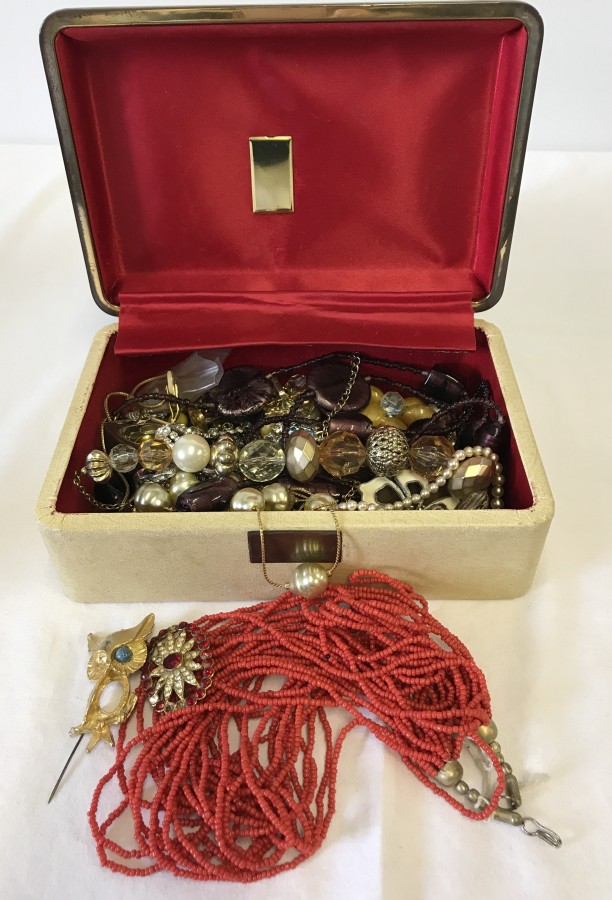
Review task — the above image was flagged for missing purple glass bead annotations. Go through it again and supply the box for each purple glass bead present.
[475,420,504,453]
[307,362,370,413]
[329,413,373,440]
[422,369,465,404]
[175,478,237,512]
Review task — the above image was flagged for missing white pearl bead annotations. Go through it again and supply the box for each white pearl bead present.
[429,483,438,494]
[304,492,337,511]
[338,502,347,510]
[289,563,328,599]
[448,459,459,471]
[490,498,504,509]
[367,503,378,510]
[168,471,199,503]
[490,453,499,463]
[402,498,412,508]
[230,487,264,511]
[262,483,294,511]
[463,446,473,456]
[393,501,403,509]
[133,483,172,512]
[435,476,446,487]
[455,450,466,461]
[411,494,421,505]
[420,489,430,499]
[482,447,492,457]
[473,445,483,455]
[441,468,452,480]
[172,434,210,473]
[346,500,358,511]
[357,501,368,510]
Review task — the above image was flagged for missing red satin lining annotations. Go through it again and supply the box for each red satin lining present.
[54,19,528,354]
[116,291,475,354]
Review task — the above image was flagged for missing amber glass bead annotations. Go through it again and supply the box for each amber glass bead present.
[319,431,367,478]
[138,438,173,472]
[407,435,454,477]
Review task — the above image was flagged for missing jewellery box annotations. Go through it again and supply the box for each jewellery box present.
[37,2,554,602]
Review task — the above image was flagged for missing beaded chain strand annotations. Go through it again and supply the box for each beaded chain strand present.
[89,571,504,880]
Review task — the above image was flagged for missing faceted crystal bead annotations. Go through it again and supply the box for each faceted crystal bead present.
[139,438,173,472]
[407,435,454,478]
[285,429,320,482]
[108,443,139,473]
[447,456,494,500]
[238,440,286,483]
[319,431,367,478]
[380,392,405,417]
[362,386,406,430]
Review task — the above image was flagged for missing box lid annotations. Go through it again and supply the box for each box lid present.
[41,3,542,354]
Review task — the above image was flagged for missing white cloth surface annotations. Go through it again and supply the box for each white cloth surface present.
[0,145,610,899]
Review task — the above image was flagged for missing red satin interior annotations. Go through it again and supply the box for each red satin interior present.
[55,331,534,514]
[54,19,528,354]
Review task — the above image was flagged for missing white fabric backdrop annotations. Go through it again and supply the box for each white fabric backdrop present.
[0,145,611,899]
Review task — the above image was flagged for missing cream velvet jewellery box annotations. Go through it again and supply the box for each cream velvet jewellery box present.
[36,2,553,602]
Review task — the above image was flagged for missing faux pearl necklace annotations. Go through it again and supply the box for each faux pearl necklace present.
[337,446,504,511]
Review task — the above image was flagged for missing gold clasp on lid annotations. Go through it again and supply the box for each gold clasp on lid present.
[249,137,294,213]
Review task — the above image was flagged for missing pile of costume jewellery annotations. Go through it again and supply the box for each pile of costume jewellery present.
[76,351,508,513]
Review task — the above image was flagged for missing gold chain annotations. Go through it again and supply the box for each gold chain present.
[73,471,132,511]
[320,353,361,440]
[256,509,342,590]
